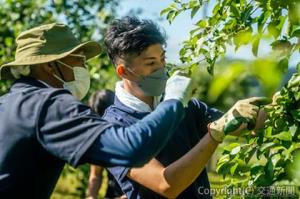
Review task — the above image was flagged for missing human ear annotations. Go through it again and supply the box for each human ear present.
[116,65,126,77]
[116,64,138,82]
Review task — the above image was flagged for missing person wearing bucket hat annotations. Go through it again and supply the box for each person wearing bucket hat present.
[0,23,194,198]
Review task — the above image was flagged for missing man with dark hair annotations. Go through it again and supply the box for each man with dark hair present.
[0,23,193,199]
[103,16,267,199]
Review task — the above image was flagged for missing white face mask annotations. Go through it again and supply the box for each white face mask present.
[53,56,90,100]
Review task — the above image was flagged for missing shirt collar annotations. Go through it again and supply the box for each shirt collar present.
[115,81,161,113]
[10,76,52,92]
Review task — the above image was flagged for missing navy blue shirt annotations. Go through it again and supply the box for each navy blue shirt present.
[0,77,185,199]
[103,97,223,199]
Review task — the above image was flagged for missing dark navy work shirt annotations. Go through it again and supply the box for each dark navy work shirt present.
[103,97,223,199]
[0,77,185,199]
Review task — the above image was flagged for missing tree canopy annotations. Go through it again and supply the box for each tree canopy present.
[162,0,300,74]
[0,0,120,96]
[162,1,300,196]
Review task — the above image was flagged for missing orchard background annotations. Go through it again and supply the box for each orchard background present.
[0,0,299,198]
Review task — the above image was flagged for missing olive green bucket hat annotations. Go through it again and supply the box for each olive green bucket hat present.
[0,23,101,79]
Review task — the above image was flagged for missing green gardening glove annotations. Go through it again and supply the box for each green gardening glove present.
[209,97,271,142]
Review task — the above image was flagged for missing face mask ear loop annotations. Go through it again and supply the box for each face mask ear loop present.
[69,53,87,61]
[53,61,67,82]
[126,66,144,80]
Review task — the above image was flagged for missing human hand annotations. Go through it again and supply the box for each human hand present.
[208,97,270,142]
[163,70,193,107]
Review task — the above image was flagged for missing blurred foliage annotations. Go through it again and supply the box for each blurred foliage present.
[0,0,120,97]
[51,165,109,199]
[289,151,300,181]
[167,56,286,111]
[189,57,284,109]
[163,0,300,198]
[0,0,120,198]
[161,0,300,75]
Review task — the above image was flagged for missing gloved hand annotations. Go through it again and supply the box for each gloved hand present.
[163,70,193,107]
[208,97,271,142]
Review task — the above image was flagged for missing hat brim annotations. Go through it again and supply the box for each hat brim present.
[0,41,101,80]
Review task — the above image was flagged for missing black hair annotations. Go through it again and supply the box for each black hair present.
[104,16,167,65]
[88,89,115,116]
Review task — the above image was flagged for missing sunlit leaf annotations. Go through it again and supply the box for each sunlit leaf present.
[273,131,292,141]
[191,6,200,18]
[252,35,260,56]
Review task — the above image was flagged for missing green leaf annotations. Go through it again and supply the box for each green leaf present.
[293,90,300,100]
[268,22,281,39]
[230,4,240,18]
[216,155,231,174]
[191,6,200,18]
[189,27,201,36]
[253,173,267,186]
[272,145,287,153]
[166,10,179,24]
[276,16,287,35]
[297,62,300,73]
[286,143,300,156]
[212,3,221,15]
[245,147,256,163]
[274,118,286,129]
[241,5,253,22]
[278,58,289,73]
[4,37,13,47]
[257,11,270,34]
[289,125,298,136]
[260,142,275,152]
[216,161,225,173]
[160,7,173,16]
[271,153,282,166]
[230,162,239,175]
[250,164,263,176]
[264,160,274,180]
[223,143,240,152]
[196,19,207,28]
[252,36,260,56]
[188,0,198,8]
[230,145,241,155]
[288,74,300,88]
[218,154,230,164]
[179,47,186,57]
[217,162,235,178]
[207,62,215,75]
[233,30,252,50]
[292,29,300,37]
[291,109,300,122]
[271,40,292,51]
[273,131,292,141]
[288,0,300,25]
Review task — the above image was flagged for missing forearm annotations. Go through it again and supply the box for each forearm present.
[82,100,184,167]
[87,177,102,198]
[87,166,103,198]
[163,133,219,198]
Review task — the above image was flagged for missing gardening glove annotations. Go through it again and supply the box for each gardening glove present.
[208,97,271,142]
[163,70,193,107]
